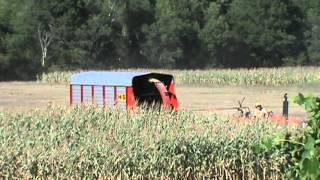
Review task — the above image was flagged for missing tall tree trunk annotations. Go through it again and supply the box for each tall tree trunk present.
[38,24,54,67]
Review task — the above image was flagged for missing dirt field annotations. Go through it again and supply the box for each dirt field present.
[0,82,318,118]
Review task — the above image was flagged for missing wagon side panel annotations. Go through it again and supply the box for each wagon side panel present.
[71,85,82,105]
[94,86,104,106]
[105,86,115,108]
[115,86,127,110]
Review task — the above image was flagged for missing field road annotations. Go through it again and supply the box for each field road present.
[0,82,318,118]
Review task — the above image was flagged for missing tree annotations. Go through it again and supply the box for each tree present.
[38,24,54,67]
[0,0,40,80]
[0,0,11,78]
[143,0,206,68]
[228,0,307,66]
[306,0,320,65]
[118,0,155,67]
[200,0,249,68]
[0,0,318,80]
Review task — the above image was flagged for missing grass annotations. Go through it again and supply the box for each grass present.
[0,106,290,179]
[38,67,320,86]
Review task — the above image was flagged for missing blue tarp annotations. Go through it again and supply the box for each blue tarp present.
[71,71,148,86]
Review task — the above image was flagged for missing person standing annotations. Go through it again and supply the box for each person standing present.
[254,103,269,118]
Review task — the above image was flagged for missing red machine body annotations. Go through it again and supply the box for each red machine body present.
[153,81,179,111]
[270,115,304,127]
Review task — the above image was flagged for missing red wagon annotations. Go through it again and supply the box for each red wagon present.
[70,71,179,111]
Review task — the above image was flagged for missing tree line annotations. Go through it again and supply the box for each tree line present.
[0,0,319,80]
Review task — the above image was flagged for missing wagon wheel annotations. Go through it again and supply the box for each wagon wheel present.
[232,97,252,119]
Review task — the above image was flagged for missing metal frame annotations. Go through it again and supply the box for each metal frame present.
[70,84,131,110]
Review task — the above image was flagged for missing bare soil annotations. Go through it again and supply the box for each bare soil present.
[0,82,318,118]
[177,85,318,118]
[0,82,68,112]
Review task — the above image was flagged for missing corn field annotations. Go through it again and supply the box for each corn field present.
[38,67,320,86]
[0,106,290,179]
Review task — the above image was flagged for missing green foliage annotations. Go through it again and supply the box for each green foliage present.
[269,94,320,179]
[0,106,288,179]
[0,0,318,80]
[229,0,307,66]
[0,0,41,80]
[143,0,206,68]
[306,0,320,65]
[200,0,234,67]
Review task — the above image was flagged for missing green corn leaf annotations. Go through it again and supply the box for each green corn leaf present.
[294,93,305,106]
